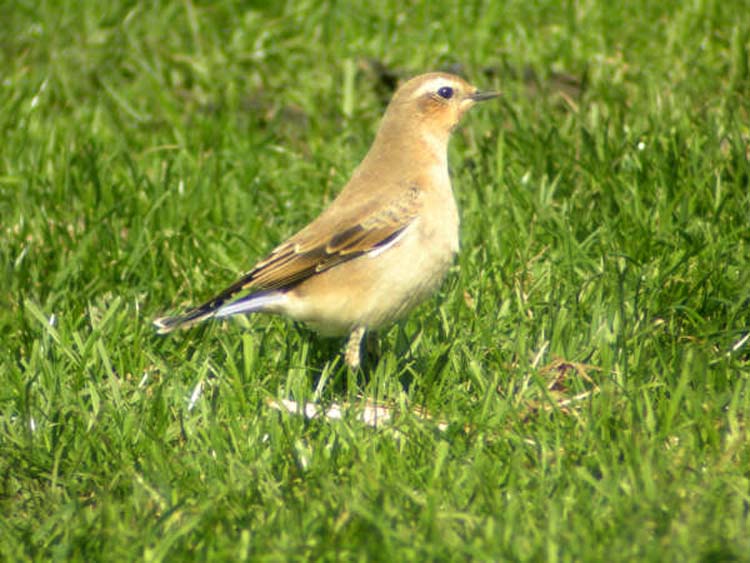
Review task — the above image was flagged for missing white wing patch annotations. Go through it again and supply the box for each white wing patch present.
[366,220,415,258]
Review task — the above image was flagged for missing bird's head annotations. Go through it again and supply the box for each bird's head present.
[384,72,500,137]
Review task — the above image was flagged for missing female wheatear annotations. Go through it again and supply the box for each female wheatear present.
[154,72,500,368]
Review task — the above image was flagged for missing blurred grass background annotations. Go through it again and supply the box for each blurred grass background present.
[1,0,749,560]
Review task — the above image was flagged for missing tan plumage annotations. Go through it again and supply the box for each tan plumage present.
[154,72,499,368]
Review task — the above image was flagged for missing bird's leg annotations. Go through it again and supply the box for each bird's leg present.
[344,326,366,369]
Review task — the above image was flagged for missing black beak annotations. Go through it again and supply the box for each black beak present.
[470,90,501,102]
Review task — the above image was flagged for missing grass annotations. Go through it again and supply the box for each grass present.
[2,0,750,560]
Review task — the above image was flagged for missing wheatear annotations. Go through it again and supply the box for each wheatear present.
[154,72,499,368]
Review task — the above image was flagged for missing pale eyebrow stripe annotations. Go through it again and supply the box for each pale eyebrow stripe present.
[411,79,454,98]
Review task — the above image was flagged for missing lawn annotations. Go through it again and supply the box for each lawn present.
[2,0,749,560]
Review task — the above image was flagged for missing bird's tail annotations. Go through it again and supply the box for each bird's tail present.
[153,306,216,334]
[153,290,284,334]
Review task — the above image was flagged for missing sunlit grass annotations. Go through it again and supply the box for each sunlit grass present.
[2,1,749,560]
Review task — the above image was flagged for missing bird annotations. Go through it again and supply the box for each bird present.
[154,72,500,369]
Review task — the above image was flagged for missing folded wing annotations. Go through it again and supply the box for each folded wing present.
[153,185,421,333]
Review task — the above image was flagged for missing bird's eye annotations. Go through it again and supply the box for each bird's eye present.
[437,86,454,99]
